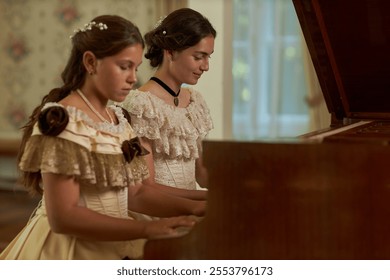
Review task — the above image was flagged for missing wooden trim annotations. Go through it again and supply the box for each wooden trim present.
[0,139,20,156]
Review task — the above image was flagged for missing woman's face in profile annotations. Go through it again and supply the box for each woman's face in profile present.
[170,35,215,85]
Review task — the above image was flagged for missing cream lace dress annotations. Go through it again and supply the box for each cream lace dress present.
[121,87,213,190]
[0,103,149,260]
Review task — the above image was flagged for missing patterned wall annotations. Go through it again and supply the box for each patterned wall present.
[0,0,156,140]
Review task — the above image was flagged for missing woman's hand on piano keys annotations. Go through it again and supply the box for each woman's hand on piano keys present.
[193,199,206,217]
[145,215,198,239]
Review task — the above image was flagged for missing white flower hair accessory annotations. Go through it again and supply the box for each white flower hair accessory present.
[154,16,166,29]
[154,15,167,34]
[69,21,108,38]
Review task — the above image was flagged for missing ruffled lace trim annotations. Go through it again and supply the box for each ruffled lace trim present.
[44,102,128,135]
[19,135,149,190]
[121,87,213,160]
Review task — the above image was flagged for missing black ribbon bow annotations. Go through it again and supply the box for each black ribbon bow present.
[121,137,150,163]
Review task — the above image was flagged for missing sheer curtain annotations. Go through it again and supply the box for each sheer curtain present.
[302,39,331,132]
[232,0,315,139]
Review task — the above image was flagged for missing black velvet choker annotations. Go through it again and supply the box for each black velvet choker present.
[150,77,181,106]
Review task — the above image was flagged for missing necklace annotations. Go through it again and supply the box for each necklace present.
[150,77,181,106]
[76,89,114,124]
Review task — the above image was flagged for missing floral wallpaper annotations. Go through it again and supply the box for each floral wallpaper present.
[0,0,156,139]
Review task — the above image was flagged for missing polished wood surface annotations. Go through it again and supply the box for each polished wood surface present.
[144,140,390,259]
[0,139,20,156]
[293,0,390,121]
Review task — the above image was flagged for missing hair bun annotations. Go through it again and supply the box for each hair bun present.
[38,106,69,136]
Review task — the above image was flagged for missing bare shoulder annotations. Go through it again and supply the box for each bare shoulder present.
[58,92,88,113]
[138,80,156,93]
[59,92,79,107]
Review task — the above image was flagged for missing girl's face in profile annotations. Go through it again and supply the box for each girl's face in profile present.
[170,35,215,85]
[93,43,144,103]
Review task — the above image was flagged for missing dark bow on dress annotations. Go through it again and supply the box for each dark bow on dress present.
[121,137,150,163]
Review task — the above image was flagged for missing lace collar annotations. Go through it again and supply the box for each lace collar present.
[43,102,128,134]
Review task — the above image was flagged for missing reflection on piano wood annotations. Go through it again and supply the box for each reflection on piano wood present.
[320,121,390,144]
[144,140,390,259]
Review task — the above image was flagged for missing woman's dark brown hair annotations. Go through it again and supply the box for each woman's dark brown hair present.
[19,15,144,195]
[144,8,217,68]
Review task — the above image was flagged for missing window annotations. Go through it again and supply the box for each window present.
[232,0,309,139]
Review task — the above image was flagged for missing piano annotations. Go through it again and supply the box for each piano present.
[143,0,390,259]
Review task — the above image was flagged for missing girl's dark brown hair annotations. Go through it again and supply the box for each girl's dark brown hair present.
[144,8,217,68]
[19,15,144,195]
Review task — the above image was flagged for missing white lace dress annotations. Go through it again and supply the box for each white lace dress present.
[121,87,213,190]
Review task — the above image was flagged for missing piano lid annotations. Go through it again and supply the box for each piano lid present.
[293,0,390,121]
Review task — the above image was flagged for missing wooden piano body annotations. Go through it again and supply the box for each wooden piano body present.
[143,0,390,259]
